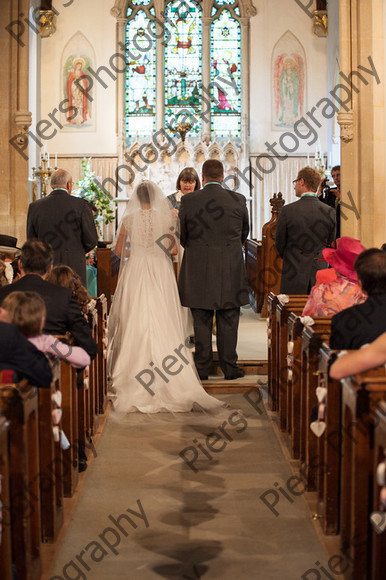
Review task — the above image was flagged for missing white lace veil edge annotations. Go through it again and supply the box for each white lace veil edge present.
[111,180,179,269]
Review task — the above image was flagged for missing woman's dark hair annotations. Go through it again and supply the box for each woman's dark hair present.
[354,248,386,294]
[48,265,91,312]
[176,167,201,191]
[137,182,153,205]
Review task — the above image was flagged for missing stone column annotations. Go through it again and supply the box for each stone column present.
[0,0,32,242]
[240,17,250,182]
[115,18,126,164]
[201,17,211,143]
[338,0,385,246]
[156,21,165,132]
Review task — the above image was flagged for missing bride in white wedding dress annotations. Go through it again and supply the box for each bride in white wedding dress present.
[107,180,225,414]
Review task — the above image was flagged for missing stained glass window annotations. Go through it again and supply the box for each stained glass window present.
[124,0,243,141]
[210,9,241,136]
[164,0,202,136]
[124,9,156,141]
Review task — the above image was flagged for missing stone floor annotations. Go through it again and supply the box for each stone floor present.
[47,309,332,580]
[48,393,330,580]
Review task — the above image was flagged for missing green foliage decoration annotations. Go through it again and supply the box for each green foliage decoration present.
[73,158,117,230]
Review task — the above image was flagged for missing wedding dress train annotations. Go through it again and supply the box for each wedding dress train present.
[107,182,224,414]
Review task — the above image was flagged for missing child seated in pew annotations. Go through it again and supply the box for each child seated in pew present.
[330,332,386,379]
[48,265,92,315]
[302,237,367,317]
[0,260,11,286]
[1,291,91,369]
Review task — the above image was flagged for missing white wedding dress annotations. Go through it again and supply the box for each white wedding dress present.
[107,181,224,414]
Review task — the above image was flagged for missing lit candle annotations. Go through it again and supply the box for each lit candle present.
[43,143,47,157]
[47,151,50,166]
[307,153,310,165]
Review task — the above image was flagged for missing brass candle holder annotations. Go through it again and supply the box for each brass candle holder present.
[32,153,57,197]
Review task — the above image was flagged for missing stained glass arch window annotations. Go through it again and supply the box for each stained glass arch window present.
[122,0,252,144]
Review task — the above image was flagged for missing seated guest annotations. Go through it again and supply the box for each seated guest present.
[330,248,386,349]
[85,250,97,298]
[167,167,201,213]
[0,261,11,287]
[302,237,366,317]
[0,234,21,282]
[330,332,386,379]
[0,310,52,388]
[48,265,92,314]
[2,291,90,369]
[0,240,97,359]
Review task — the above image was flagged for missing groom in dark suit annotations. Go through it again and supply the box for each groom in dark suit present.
[179,159,249,380]
[27,168,98,286]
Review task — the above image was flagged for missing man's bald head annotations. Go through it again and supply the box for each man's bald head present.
[51,169,72,193]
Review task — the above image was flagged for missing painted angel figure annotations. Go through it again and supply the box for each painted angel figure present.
[274,54,304,127]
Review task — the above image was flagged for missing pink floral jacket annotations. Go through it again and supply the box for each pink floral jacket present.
[302,275,366,317]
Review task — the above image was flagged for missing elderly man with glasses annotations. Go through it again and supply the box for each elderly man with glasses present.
[275,166,336,294]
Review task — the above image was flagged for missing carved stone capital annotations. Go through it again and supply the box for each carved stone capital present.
[39,10,57,38]
[337,111,354,143]
[240,0,257,18]
[14,110,32,133]
[312,10,328,37]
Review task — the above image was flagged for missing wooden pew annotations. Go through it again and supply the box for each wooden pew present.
[96,294,108,413]
[276,296,308,430]
[37,358,64,542]
[371,401,386,580]
[287,312,305,458]
[87,302,99,435]
[315,343,344,535]
[340,370,386,578]
[0,381,41,580]
[300,319,331,491]
[96,247,120,309]
[0,414,12,580]
[260,193,285,317]
[60,359,79,497]
[267,292,279,411]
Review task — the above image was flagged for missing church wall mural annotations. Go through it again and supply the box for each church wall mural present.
[271,31,306,131]
[61,32,96,132]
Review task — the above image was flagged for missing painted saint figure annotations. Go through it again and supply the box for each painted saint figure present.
[66,58,89,125]
[274,54,304,128]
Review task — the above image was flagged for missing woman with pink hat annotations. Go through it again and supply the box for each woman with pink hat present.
[302,236,367,317]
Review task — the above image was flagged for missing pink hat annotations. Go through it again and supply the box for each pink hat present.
[322,237,366,281]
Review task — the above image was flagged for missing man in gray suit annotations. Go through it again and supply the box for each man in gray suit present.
[27,169,98,286]
[275,166,336,294]
[179,159,249,380]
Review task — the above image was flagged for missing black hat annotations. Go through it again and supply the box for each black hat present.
[0,235,21,257]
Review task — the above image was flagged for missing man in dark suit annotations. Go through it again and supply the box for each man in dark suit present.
[330,249,386,349]
[0,240,97,359]
[318,165,341,238]
[0,319,52,388]
[27,169,98,286]
[179,159,249,380]
[275,166,336,294]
